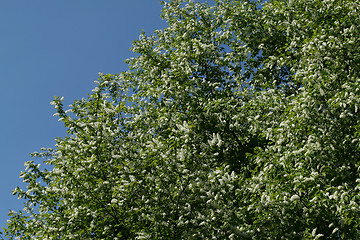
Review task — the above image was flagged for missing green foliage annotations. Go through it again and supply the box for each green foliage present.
[3,0,360,239]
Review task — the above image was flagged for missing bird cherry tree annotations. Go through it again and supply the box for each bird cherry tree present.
[3,0,360,239]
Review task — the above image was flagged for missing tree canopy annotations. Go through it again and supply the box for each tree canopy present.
[2,0,360,239]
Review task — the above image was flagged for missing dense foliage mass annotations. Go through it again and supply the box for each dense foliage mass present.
[2,0,360,239]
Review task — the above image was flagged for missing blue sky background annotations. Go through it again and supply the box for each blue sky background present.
[0,0,168,230]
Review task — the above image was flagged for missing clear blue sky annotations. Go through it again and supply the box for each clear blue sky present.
[0,0,167,229]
